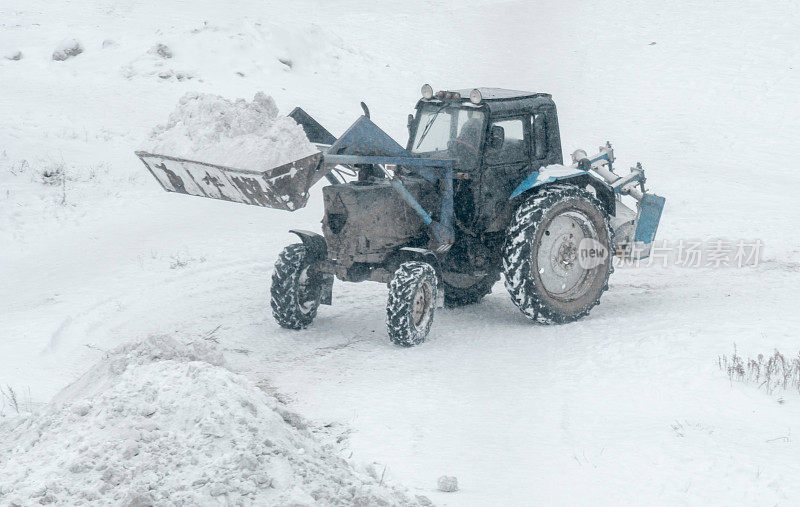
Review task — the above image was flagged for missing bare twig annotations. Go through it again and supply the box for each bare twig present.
[766,436,790,443]
[201,325,222,343]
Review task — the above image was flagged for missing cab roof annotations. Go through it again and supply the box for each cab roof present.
[417,88,556,117]
[454,88,551,101]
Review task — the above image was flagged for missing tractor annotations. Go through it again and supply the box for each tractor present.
[137,85,665,346]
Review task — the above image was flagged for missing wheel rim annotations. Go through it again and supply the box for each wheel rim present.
[297,267,318,314]
[412,281,433,330]
[535,209,600,300]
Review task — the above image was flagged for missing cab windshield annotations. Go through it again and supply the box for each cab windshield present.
[410,104,485,171]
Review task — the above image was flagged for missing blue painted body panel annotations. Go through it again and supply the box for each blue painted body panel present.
[633,193,665,244]
[328,116,408,157]
[509,168,589,200]
[509,152,611,200]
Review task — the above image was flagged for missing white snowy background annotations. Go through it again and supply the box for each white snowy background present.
[1,0,799,504]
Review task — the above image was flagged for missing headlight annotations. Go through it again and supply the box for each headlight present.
[469,89,482,104]
[421,84,433,99]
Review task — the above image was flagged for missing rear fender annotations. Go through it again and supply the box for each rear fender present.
[509,167,589,199]
[511,172,616,217]
[289,229,333,305]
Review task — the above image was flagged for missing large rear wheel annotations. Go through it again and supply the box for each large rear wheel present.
[502,185,613,324]
[441,270,500,307]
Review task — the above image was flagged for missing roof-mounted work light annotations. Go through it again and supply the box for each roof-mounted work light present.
[421,84,433,99]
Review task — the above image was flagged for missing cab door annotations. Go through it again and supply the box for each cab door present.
[478,115,531,232]
[532,108,562,167]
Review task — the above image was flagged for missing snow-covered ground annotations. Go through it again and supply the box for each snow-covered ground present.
[1,0,799,504]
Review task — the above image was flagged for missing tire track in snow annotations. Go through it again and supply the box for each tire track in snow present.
[16,258,277,401]
[43,257,274,353]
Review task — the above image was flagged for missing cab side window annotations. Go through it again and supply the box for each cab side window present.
[532,113,547,160]
[485,117,529,165]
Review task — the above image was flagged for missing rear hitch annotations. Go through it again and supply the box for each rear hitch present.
[571,143,665,259]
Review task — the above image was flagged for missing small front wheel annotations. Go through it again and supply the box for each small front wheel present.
[386,262,438,347]
[270,243,323,329]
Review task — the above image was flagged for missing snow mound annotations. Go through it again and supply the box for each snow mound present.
[0,336,422,506]
[141,92,318,172]
[149,43,173,59]
[52,39,83,61]
[437,476,458,492]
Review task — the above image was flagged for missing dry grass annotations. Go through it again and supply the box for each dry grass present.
[1,385,20,414]
[719,344,800,395]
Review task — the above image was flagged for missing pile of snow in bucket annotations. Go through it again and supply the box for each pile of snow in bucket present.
[0,336,422,505]
[141,92,318,171]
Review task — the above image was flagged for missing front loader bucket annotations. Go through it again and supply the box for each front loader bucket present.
[136,151,327,211]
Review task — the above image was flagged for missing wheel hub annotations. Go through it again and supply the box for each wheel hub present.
[535,210,599,298]
[412,282,432,328]
[556,239,577,269]
[297,268,318,314]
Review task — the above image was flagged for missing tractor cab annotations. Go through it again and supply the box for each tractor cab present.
[407,87,565,232]
[408,87,564,176]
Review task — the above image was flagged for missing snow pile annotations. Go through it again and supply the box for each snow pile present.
[141,92,318,172]
[52,39,83,61]
[149,43,173,59]
[0,336,422,506]
[437,476,458,492]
